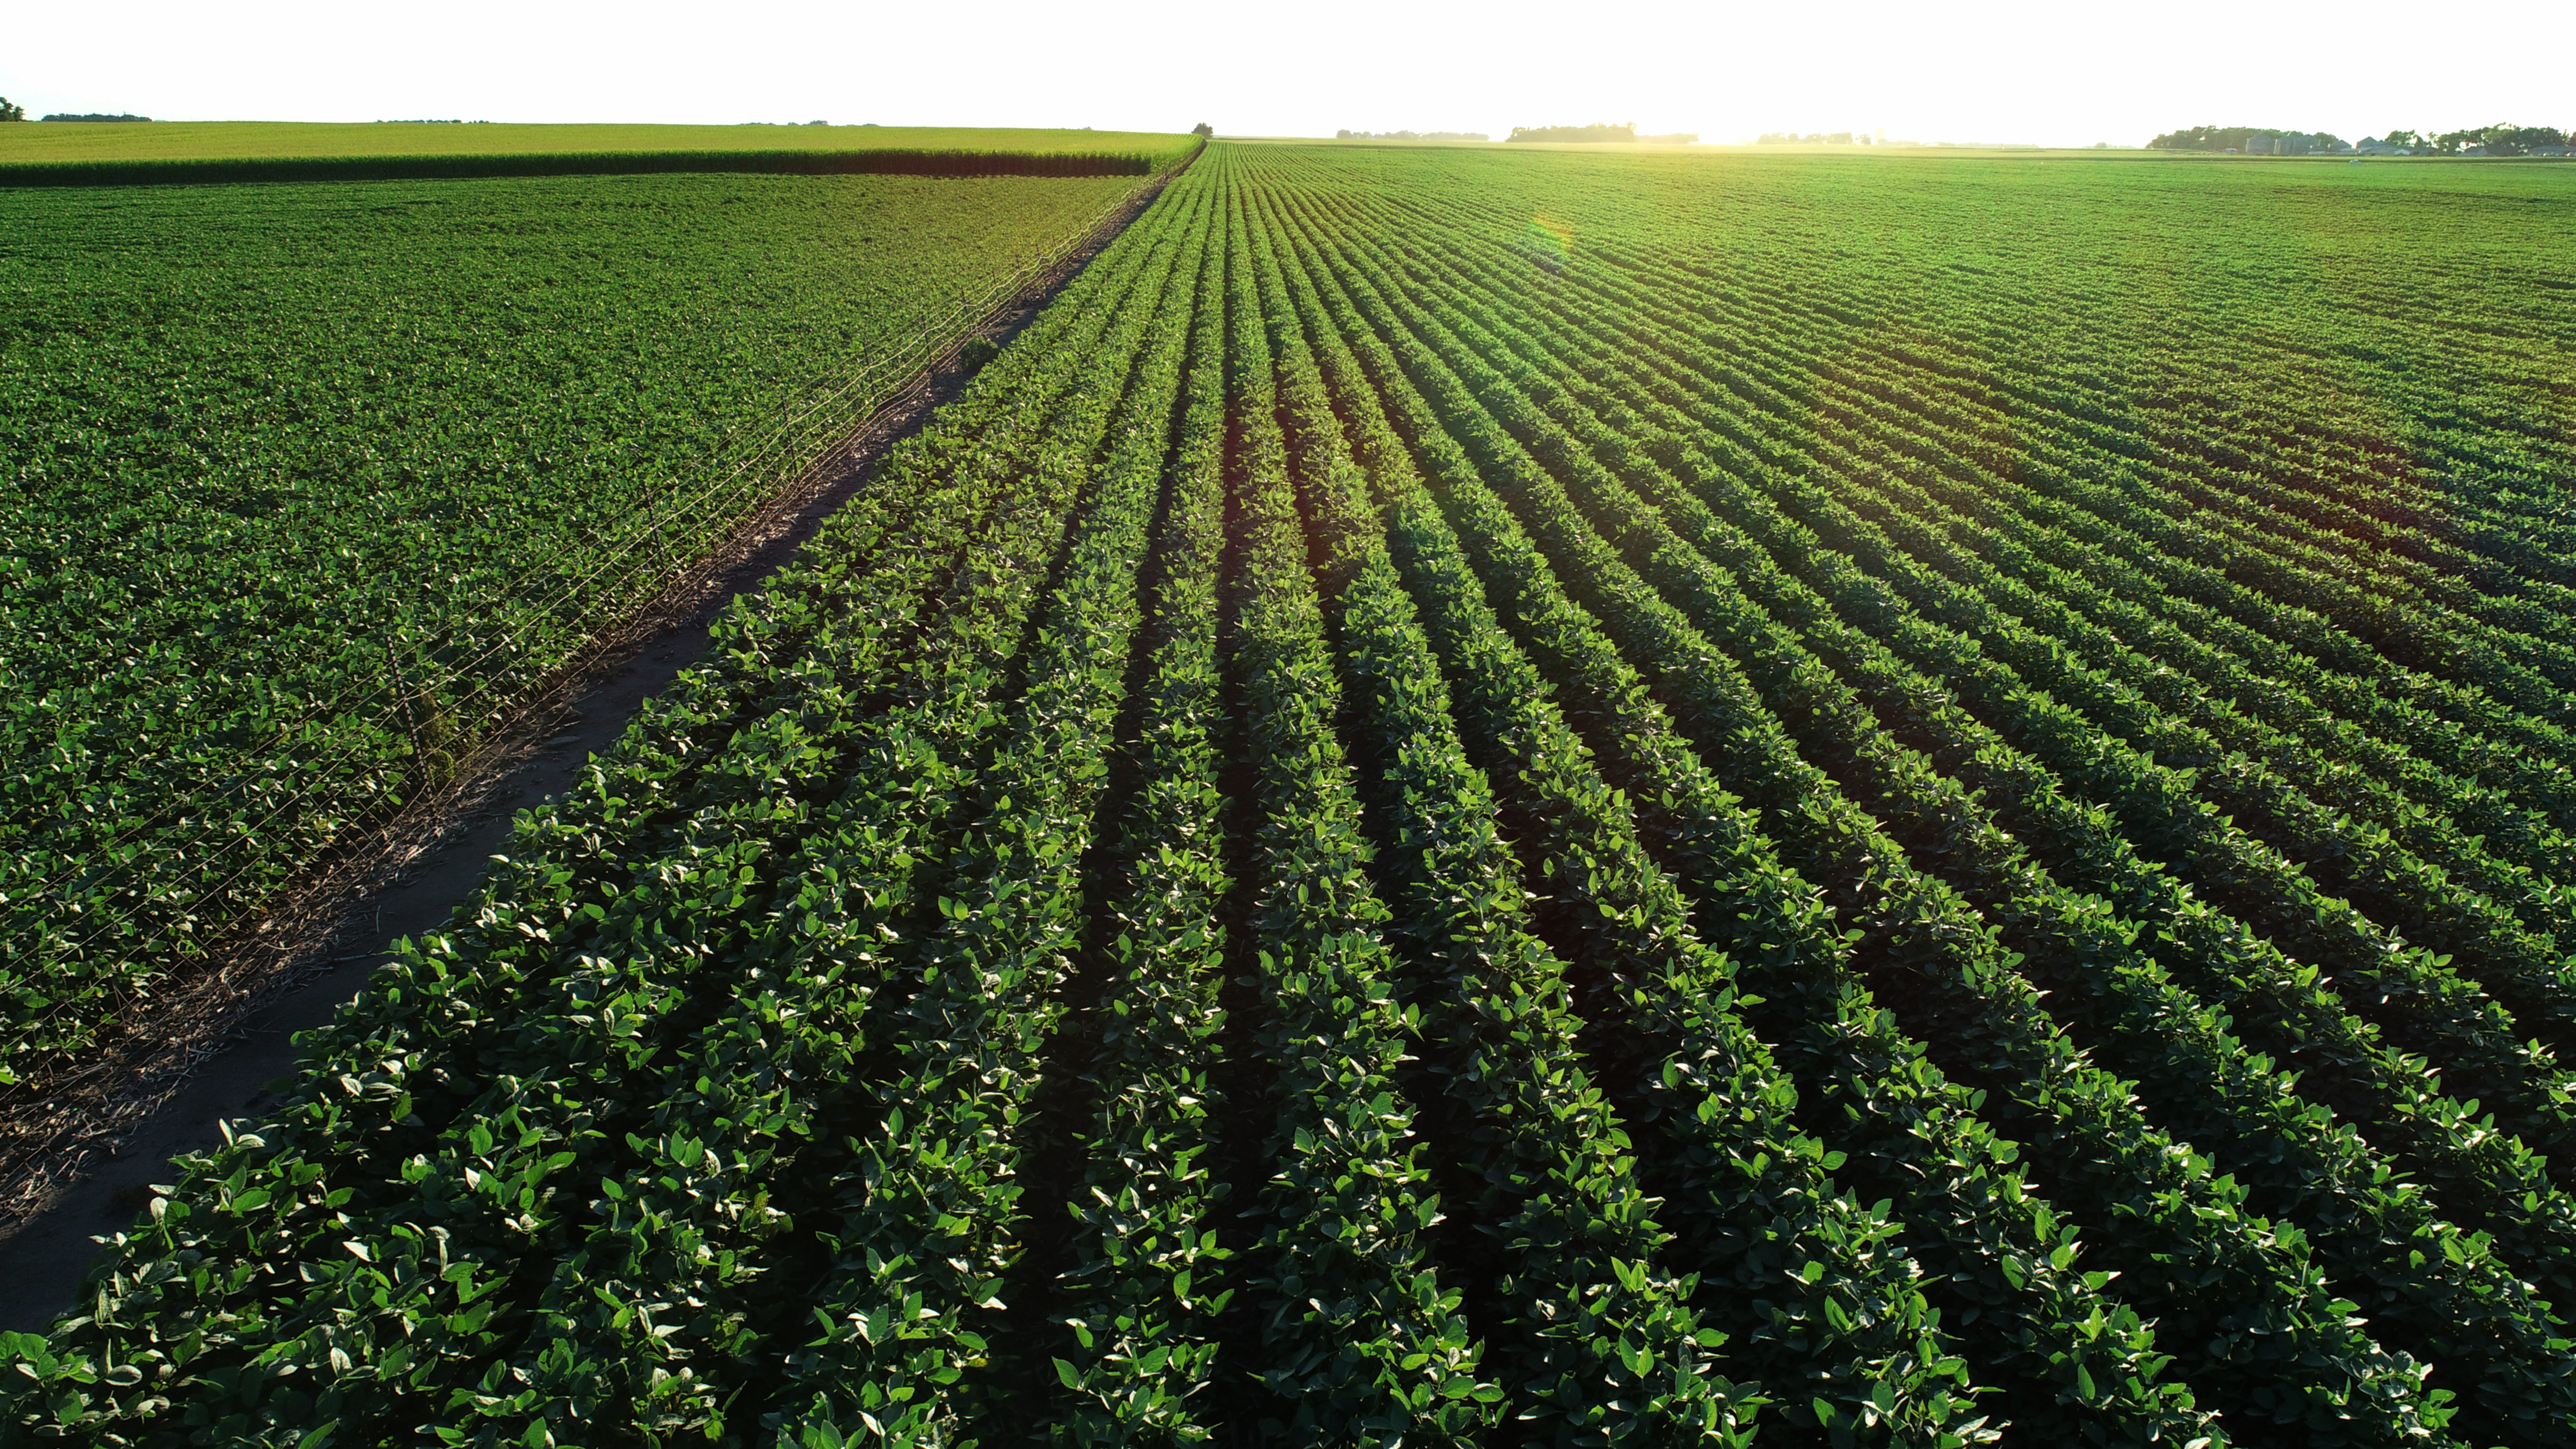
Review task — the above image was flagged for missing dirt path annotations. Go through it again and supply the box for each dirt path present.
[0,156,1191,1332]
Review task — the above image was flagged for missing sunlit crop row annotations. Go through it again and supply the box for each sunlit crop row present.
[12,140,2574,1446]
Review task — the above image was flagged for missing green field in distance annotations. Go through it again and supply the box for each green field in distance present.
[0,121,1198,166]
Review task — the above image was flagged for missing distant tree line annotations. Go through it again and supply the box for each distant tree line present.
[2149,122,2571,156]
[2149,126,2347,154]
[1756,131,1879,145]
[1507,122,1697,145]
[2422,123,2567,155]
[0,97,24,123]
[39,113,153,123]
[1336,129,1490,142]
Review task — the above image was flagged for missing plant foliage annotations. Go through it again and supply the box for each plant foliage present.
[10,138,2576,1446]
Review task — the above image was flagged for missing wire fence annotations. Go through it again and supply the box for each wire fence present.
[3,144,1199,1049]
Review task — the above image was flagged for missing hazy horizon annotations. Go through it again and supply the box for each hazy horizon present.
[5,0,2568,151]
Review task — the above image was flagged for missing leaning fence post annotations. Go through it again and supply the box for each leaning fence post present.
[385,637,423,767]
[644,485,680,581]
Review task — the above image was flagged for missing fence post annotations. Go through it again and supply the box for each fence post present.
[644,486,679,582]
[385,637,423,765]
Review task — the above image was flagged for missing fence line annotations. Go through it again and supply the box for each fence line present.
[18,161,1158,893]
[5,145,1197,1032]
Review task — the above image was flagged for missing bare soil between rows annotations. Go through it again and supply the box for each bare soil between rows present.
[0,156,1191,1332]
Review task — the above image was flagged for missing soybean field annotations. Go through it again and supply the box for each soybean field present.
[0,123,1203,172]
[11,141,2576,1447]
[0,160,1165,1088]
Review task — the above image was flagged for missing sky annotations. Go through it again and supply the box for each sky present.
[5,0,2569,149]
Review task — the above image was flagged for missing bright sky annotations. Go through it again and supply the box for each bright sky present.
[5,0,2568,149]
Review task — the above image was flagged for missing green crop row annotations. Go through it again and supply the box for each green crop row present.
[1275,191,2549,1441]
[10,140,2575,1444]
[1370,203,2576,1259]
[0,160,1178,1083]
[1250,194,1761,1442]
[1273,185,2254,1445]
[1,155,1213,1444]
[1256,190,1997,1446]
[1037,180,1237,1443]
[1235,141,2576,1441]
[1212,188,1499,1441]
